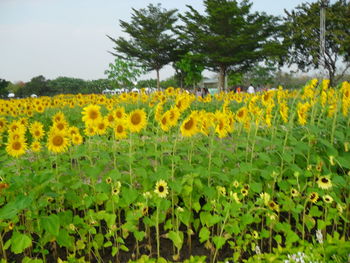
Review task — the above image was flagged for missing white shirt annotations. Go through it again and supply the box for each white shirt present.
[247,85,255,94]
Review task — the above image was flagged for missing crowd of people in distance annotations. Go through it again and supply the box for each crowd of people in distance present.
[193,84,276,97]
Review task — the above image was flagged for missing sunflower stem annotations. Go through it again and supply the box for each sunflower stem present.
[129,134,133,186]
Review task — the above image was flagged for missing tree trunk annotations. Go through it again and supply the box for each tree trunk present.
[156,69,160,90]
[218,66,226,92]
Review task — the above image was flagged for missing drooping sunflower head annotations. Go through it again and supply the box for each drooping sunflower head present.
[154,179,169,198]
[317,175,332,190]
[128,109,147,133]
[236,107,248,123]
[308,192,319,203]
[159,112,170,132]
[0,117,7,133]
[180,114,198,137]
[268,201,279,212]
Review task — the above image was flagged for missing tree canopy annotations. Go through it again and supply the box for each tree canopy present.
[283,0,350,85]
[177,0,283,91]
[107,3,179,89]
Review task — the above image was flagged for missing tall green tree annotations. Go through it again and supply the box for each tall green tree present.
[18,75,48,97]
[175,53,204,90]
[283,0,350,85]
[178,0,283,91]
[107,3,179,89]
[0,79,10,98]
[104,57,145,89]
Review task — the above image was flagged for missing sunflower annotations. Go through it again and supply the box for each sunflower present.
[30,141,41,153]
[6,138,27,158]
[95,118,109,135]
[30,121,45,140]
[47,128,69,153]
[241,188,248,196]
[53,120,68,132]
[290,188,299,198]
[84,125,97,137]
[180,115,198,137]
[252,231,259,239]
[322,195,333,204]
[0,117,8,133]
[52,111,66,123]
[317,176,332,190]
[159,112,170,132]
[114,107,125,121]
[68,126,80,137]
[167,107,180,127]
[308,192,319,203]
[128,109,147,133]
[72,134,83,145]
[154,179,169,198]
[267,201,279,212]
[8,120,25,133]
[215,111,229,138]
[105,177,112,184]
[236,107,248,123]
[216,186,226,196]
[233,180,240,188]
[114,121,128,140]
[82,104,101,124]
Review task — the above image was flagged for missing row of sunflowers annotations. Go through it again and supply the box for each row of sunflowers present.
[0,79,349,262]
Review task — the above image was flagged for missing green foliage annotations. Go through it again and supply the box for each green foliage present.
[107,3,179,89]
[178,0,284,90]
[175,52,204,89]
[104,57,145,89]
[283,0,350,85]
[0,78,10,98]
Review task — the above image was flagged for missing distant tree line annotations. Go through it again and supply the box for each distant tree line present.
[0,76,111,99]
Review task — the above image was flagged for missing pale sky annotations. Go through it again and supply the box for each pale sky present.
[0,0,320,83]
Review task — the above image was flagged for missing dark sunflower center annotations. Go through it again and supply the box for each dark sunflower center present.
[158,186,164,192]
[57,123,64,130]
[184,118,194,130]
[117,125,123,133]
[89,110,98,120]
[12,141,22,150]
[53,135,64,146]
[321,178,329,183]
[116,111,122,118]
[238,110,244,118]
[161,117,167,125]
[131,113,141,125]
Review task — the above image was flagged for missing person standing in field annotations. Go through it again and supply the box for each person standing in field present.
[247,84,255,94]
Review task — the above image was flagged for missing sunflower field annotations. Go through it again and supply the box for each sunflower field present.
[0,79,349,263]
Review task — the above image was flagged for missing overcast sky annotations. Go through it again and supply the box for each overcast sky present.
[0,0,320,83]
